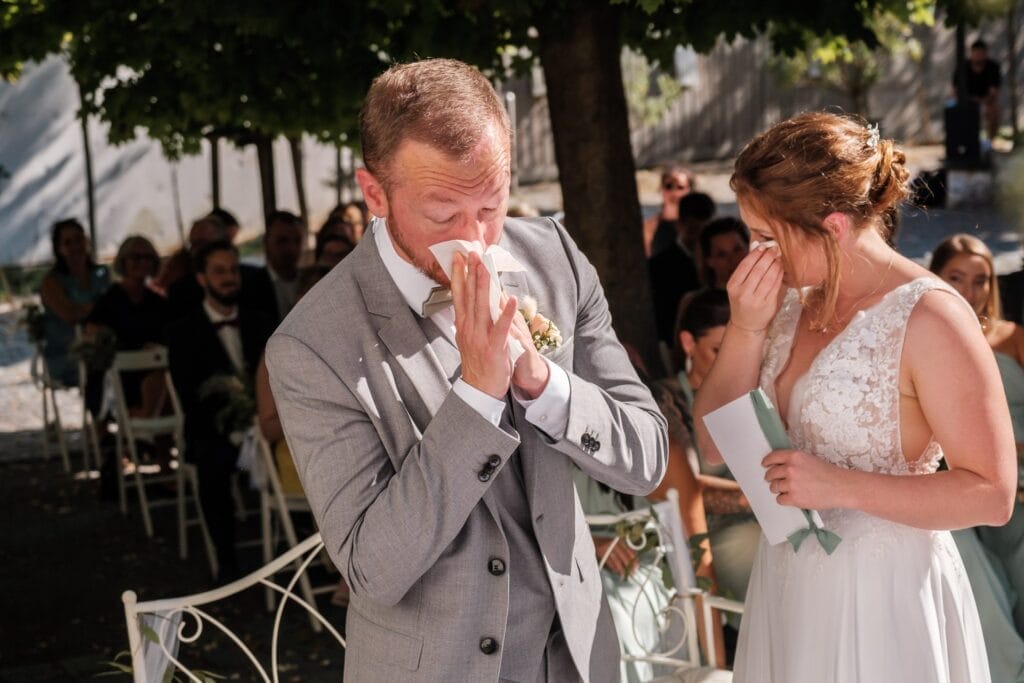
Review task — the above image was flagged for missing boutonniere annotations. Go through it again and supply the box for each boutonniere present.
[519,296,562,353]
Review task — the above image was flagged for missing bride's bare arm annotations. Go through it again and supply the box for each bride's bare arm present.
[694,246,783,465]
[766,290,1016,529]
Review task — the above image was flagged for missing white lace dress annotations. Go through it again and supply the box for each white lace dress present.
[733,277,991,683]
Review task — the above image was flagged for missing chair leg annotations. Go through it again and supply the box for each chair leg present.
[127,437,154,537]
[116,429,127,516]
[277,501,322,632]
[231,474,247,522]
[41,386,51,462]
[51,389,72,474]
[177,464,188,561]
[187,465,218,578]
[261,493,274,612]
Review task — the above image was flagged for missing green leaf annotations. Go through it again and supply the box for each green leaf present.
[140,622,161,644]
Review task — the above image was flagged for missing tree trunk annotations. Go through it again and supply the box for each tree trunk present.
[255,135,277,225]
[288,134,309,230]
[209,135,221,208]
[537,2,659,373]
[77,83,97,252]
[335,144,343,205]
[1008,0,1020,141]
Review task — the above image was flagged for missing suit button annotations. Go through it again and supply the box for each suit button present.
[478,470,492,483]
[479,637,499,655]
[488,557,506,576]
[487,454,502,468]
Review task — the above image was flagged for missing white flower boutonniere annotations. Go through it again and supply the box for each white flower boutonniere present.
[519,295,562,353]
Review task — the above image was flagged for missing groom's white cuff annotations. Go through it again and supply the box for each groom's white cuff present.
[515,357,570,440]
[452,379,506,427]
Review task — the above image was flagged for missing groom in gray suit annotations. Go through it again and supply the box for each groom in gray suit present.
[265,58,667,682]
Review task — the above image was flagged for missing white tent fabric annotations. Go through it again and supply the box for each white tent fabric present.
[0,56,356,267]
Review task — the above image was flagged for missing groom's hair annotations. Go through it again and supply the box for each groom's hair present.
[359,58,512,184]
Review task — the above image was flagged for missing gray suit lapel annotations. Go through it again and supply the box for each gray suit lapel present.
[356,238,451,424]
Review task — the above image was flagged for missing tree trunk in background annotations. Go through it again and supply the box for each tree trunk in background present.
[77,83,97,252]
[1008,1,1020,141]
[537,2,659,373]
[288,134,309,233]
[209,135,221,208]
[335,144,343,205]
[255,135,277,227]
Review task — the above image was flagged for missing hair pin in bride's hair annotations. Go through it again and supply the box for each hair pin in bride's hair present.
[866,123,880,150]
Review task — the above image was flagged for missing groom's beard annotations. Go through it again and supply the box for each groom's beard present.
[387,213,449,287]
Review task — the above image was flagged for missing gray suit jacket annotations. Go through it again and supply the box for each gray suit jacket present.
[265,217,667,681]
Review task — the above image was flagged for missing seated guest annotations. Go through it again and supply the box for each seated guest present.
[208,207,241,243]
[328,201,368,243]
[165,215,232,319]
[167,241,275,583]
[644,164,696,258]
[87,235,171,411]
[39,219,111,391]
[314,227,355,268]
[932,235,1024,651]
[245,211,304,324]
[648,192,715,346]
[652,289,760,610]
[699,217,750,290]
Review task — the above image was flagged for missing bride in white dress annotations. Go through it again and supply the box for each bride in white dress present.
[694,112,1017,682]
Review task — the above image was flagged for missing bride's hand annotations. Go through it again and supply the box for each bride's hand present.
[726,245,784,333]
[763,449,845,510]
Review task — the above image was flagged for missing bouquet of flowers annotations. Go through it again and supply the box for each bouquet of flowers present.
[198,373,256,446]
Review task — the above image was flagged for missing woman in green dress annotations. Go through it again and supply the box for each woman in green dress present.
[932,234,1024,681]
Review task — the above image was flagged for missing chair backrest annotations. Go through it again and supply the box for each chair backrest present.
[585,488,703,671]
[112,346,170,373]
[109,346,181,444]
[122,532,343,683]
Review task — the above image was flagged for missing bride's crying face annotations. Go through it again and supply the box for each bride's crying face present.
[738,200,829,290]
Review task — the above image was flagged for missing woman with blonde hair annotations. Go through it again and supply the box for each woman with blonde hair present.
[643,164,696,257]
[694,112,1015,681]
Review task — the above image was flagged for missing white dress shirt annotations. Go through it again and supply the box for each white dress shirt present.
[203,300,245,373]
[373,219,571,438]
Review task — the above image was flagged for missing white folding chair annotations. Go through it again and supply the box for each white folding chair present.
[254,429,331,630]
[122,532,344,683]
[586,488,743,679]
[30,326,98,474]
[108,346,217,576]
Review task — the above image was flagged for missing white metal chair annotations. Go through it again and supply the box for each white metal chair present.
[586,488,743,680]
[30,326,100,474]
[122,532,344,683]
[108,346,217,576]
[252,429,332,630]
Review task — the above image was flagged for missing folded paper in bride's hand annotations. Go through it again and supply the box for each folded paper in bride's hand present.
[703,389,842,554]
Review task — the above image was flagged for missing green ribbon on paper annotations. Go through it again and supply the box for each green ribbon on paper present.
[787,509,842,555]
[750,389,843,556]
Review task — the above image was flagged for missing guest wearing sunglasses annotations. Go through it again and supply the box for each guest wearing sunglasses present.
[644,164,696,258]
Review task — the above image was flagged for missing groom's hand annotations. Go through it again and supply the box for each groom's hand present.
[507,300,550,399]
[451,251,519,399]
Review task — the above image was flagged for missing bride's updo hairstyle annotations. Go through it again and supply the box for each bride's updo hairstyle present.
[730,111,910,330]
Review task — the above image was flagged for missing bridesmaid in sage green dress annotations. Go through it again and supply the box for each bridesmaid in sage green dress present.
[933,234,1024,681]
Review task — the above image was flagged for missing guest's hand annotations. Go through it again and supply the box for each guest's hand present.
[507,297,550,399]
[727,244,784,333]
[763,449,845,510]
[593,536,637,578]
[451,252,519,399]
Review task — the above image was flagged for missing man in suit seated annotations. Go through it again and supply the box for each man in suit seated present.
[265,58,667,681]
[166,240,275,583]
[648,191,716,347]
[243,211,304,324]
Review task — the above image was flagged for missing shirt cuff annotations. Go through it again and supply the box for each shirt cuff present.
[514,357,571,439]
[453,378,506,427]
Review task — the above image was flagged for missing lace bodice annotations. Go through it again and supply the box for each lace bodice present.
[760,277,963,476]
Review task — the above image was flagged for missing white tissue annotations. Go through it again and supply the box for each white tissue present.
[750,239,778,251]
[428,239,529,365]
